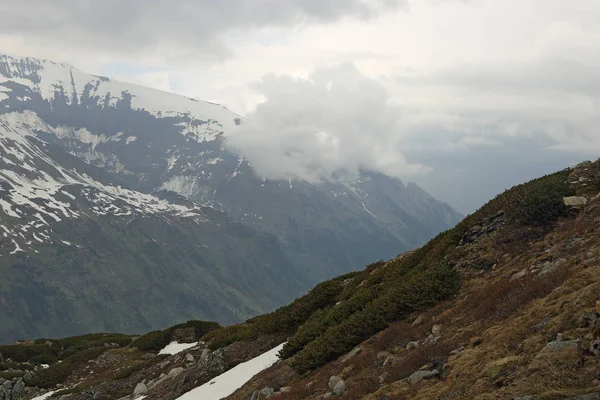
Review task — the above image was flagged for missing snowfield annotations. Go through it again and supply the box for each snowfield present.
[176,343,285,400]
[158,341,198,355]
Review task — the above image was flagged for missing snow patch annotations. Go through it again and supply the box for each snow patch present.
[158,341,198,356]
[176,343,284,400]
[31,391,55,400]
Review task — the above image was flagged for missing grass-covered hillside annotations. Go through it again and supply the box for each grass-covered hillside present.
[1,160,599,400]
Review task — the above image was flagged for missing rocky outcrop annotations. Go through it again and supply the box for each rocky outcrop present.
[0,378,25,400]
[459,210,505,245]
[529,339,582,371]
[405,370,439,385]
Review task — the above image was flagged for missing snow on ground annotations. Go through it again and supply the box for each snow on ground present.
[31,391,55,400]
[176,343,285,400]
[158,341,198,356]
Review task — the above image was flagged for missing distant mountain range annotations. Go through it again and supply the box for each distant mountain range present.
[0,53,462,343]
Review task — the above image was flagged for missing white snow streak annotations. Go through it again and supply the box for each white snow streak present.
[176,343,284,400]
[158,341,198,356]
[31,391,55,400]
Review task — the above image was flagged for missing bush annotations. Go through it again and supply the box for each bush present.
[134,320,220,351]
[31,362,74,388]
[0,344,55,363]
[30,347,108,389]
[289,263,460,373]
[133,330,171,351]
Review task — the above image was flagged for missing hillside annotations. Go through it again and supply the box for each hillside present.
[0,53,462,343]
[1,159,598,400]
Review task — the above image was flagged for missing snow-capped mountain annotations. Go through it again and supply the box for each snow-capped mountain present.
[0,53,462,343]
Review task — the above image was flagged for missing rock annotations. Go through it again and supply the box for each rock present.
[470,337,484,347]
[328,376,342,391]
[511,269,528,281]
[485,357,517,381]
[339,365,354,378]
[583,257,598,268]
[168,367,185,378]
[247,391,259,400]
[379,372,390,384]
[333,380,346,396]
[405,370,439,385]
[432,325,443,337]
[260,387,275,397]
[316,393,333,400]
[596,300,600,314]
[341,347,362,362]
[383,355,402,366]
[406,341,420,350]
[564,197,588,207]
[185,353,194,362]
[529,340,581,370]
[577,311,597,328]
[411,315,425,327]
[22,370,35,385]
[590,340,600,356]
[280,387,291,393]
[11,379,25,399]
[539,258,568,276]
[133,383,148,396]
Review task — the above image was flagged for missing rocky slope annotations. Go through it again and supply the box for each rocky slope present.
[1,160,598,400]
[0,53,462,343]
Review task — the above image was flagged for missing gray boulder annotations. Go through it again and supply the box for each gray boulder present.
[405,370,439,385]
[133,382,148,396]
[333,380,346,396]
[328,376,342,390]
[341,347,362,362]
[260,387,275,397]
[564,197,588,207]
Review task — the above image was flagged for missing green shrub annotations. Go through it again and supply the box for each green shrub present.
[288,263,460,373]
[0,370,25,380]
[0,344,55,363]
[204,276,351,350]
[133,330,171,351]
[29,347,108,389]
[30,362,74,388]
[133,320,220,351]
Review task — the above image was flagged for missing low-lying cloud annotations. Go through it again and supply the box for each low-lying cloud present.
[226,63,430,182]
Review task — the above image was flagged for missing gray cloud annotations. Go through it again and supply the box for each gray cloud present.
[0,0,403,61]
[225,63,429,183]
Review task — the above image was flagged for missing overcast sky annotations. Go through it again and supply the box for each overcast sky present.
[2,0,599,213]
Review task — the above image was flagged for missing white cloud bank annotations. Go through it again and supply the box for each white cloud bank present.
[226,64,429,182]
